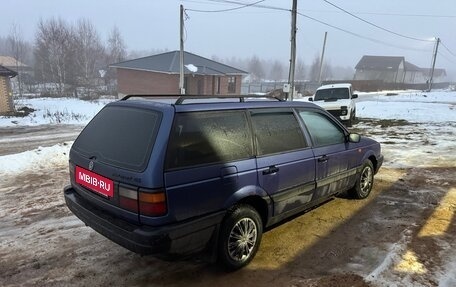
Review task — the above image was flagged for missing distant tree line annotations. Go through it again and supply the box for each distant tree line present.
[0,18,127,98]
[0,18,354,98]
[212,54,354,84]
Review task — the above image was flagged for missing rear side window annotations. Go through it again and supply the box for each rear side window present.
[166,111,253,169]
[250,110,307,155]
[73,105,161,172]
[298,110,345,146]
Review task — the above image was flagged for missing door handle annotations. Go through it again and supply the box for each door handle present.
[318,155,329,163]
[263,165,279,175]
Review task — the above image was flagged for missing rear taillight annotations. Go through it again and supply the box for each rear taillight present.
[119,186,167,217]
[119,185,138,213]
[139,189,167,217]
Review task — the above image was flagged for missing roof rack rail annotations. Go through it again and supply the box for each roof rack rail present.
[120,95,180,101]
[174,95,284,104]
[120,94,284,104]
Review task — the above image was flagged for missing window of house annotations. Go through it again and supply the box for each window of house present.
[250,110,307,155]
[298,110,345,146]
[227,76,236,93]
[166,111,253,169]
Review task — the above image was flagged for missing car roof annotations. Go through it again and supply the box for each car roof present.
[317,83,352,90]
[109,95,320,113]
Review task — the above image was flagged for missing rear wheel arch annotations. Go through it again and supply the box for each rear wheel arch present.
[222,187,270,226]
[237,196,269,227]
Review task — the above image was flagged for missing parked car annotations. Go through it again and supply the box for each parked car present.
[309,83,358,126]
[64,95,383,270]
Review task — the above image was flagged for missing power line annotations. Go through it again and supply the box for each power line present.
[186,0,434,53]
[438,51,456,65]
[296,12,431,52]
[300,9,456,18]
[321,0,434,42]
[350,12,456,18]
[205,0,290,12]
[186,0,265,12]
[440,41,456,58]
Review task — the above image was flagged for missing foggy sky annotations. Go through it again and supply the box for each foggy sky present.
[1,0,455,75]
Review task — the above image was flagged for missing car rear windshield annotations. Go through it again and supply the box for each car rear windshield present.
[73,105,161,172]
[314,88,349,101]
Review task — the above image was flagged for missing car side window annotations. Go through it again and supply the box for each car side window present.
[250,110,307,156]
[166,111,253,169]
[298,110,345,147]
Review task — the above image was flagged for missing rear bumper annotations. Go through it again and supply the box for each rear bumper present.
[64,185,225,256]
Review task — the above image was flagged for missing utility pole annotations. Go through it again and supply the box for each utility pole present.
[318,32,328,85]
[428,37,440,92]
[287,0,297,101]
[179,5,185,95]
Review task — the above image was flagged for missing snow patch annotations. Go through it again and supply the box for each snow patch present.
[185,64,198,73]
[439,260,456,287]
[0,97,112,127]
[366,229,412,282]
[0,142,72,176]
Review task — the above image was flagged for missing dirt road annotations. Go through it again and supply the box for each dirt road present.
[0,125,82,156]
[1,121,455,287]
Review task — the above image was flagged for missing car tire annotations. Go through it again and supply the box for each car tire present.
[350,160,374,199]
[217,204,262,270]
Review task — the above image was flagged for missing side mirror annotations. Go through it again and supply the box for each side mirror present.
[352,94,358,99]
[349,133,360,143]
[308,97,313,102]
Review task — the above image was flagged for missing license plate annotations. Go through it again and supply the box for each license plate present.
[75,166,114,198]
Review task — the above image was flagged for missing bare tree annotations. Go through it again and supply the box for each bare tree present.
[8,23,27,96]
[107,26,126,63]
[309,55,320,82]
[0,36,12,57]
[322,61,333,81]
[224,56,247,72]
[104,26,127,93]
[247,55,265,83]
[331,66,355,80]
[74,19,105,95]
[295,58,306,81]
[269,60,284,81]
[34,18,75,96]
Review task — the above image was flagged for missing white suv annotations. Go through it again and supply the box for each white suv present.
[310,83,358,126]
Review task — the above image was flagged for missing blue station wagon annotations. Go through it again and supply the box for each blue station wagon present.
[64,95,383,270]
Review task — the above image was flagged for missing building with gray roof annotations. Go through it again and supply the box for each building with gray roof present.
[111,51,247,96]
